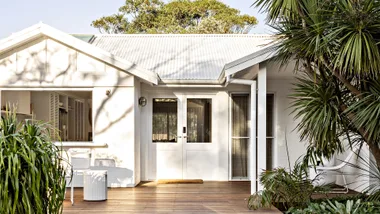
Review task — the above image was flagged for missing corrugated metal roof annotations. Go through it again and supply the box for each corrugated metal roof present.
[89,34,275,81]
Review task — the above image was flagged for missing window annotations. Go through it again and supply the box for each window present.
[231,94,249,178]
[0,90,93,142]
[255,94,275,170]
[187,99,212,143]
[152,98,177,143]
[230,93,275,179]
[266,94,275,170]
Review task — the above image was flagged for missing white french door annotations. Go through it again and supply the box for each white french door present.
[148,94,216,180]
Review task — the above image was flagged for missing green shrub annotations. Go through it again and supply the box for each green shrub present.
[247,163,329,210]
[0,112,68,214]
[288,199,380,214]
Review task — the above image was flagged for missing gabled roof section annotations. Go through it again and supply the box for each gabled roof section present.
[88,34,275,83]
[0,23,159,85]
[222,44,278,78]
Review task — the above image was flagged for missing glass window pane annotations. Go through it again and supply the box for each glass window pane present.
[266,94,274,137]
[232,138,248,178]
[152,98,177,143]
[267,138,273,170]
[232,94,249,137]
[187,99,212,143]
[231,94,249,178]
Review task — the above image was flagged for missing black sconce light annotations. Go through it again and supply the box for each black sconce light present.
[139,97,147,107]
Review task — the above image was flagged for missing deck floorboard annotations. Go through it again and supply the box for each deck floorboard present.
[63,181,281,213]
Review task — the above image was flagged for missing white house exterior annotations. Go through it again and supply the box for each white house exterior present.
[0,24,366,193]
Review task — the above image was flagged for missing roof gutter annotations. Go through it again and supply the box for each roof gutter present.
[159,79,222,85]
[225,75,255,86]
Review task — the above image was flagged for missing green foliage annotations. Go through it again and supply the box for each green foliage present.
[248,163,328,210]
[92,0,257,34]
[288,199,380,214]
[346,80,380,144]
[291,75,345,160]
[253,0,380,167]
[0,112,68,214]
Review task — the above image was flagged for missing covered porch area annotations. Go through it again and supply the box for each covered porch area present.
[63,181,280,213]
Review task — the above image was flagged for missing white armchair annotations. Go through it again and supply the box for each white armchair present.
[312,145,360,193]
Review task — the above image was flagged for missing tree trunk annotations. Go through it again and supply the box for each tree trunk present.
[368,143,380,168]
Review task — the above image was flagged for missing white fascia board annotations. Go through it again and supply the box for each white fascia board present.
[0,23,159,85]
[223,45,278,78]
[0,24,44,54]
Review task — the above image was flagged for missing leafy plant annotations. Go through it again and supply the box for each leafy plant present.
[0,112,68,214]
[253,0,380,170]
[342,149,380,201]
[288,199,380,214]
[248,162,329,210]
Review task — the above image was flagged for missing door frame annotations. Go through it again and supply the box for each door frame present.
[144,91,218,180]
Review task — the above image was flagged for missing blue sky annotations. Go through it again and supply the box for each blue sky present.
[0,0,271,39]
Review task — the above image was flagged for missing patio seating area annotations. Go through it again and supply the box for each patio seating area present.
[63,181,280,213]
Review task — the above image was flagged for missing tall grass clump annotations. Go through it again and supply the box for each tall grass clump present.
[0,111,68,214]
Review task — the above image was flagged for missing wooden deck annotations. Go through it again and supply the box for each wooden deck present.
[63,181,280,213]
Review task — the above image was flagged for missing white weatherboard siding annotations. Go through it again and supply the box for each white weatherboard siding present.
[0,36,140,187]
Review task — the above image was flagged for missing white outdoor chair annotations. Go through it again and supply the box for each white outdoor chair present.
[66,149,91,205]
[314,145,360,193]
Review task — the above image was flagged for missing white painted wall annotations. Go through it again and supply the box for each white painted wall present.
[267,78,308,168]
[0,37,140,187]
[0,38,134,87]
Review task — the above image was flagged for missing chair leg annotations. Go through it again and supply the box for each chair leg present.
[330,173,349,194]
[71,173,74,206]
[342,174,349,194]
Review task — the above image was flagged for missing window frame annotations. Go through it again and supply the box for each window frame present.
[152,98,179,143]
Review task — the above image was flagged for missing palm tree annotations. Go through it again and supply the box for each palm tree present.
[253,0,380,167]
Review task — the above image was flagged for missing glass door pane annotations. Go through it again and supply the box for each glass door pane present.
[152,98,178,143]
[186,99,212,143]
[231,94,249,179]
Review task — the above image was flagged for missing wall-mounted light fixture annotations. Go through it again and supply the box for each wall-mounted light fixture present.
[139,97,147,107]
[106,90,111,96]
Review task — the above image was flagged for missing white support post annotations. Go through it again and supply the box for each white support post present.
[257,64,267,191]
[250,81,257,194]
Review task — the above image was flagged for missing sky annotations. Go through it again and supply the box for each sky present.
[0,0,272,39]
